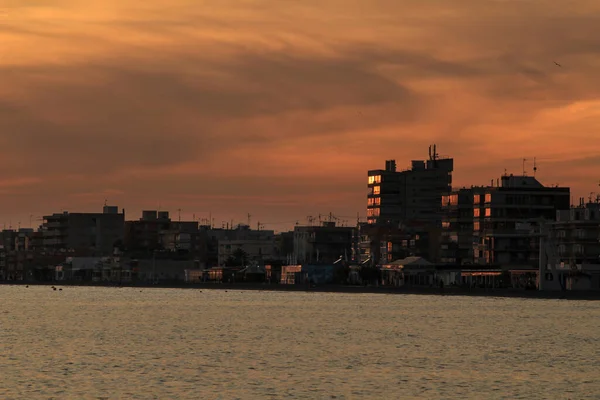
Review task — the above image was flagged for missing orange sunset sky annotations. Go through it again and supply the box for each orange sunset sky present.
[1,0,599,230]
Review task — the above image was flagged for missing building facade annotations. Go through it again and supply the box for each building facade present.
[42,205,125,256]
[552,200,600,265]
[366,145,453,227]
[471,174,570,267]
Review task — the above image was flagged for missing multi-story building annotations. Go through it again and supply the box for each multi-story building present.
[552,199,600,265]
[441,188,475,264]
[292,222,354,264]
[214,225,276,267]
[358,223,438,265]
[124,210,172,255]
[42,205,125,256]
[366,145,453,227]
[472,174,570,266]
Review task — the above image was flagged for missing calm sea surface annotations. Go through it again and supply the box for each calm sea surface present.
[1,286,599,399]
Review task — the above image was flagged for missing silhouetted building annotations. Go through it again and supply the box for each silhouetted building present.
[292,222,354,264]
[124,210,171,255]
[552,198,600,265]
[42,206,125,256]
[471,174,570,266]
[367,145,453,227]
[441,188,475,264]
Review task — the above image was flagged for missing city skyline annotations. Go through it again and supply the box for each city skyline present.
[1,0,600,229]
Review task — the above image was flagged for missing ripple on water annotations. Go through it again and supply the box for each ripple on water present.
[0,287,599,399]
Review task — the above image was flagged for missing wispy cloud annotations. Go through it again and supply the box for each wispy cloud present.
[0,0,599,225]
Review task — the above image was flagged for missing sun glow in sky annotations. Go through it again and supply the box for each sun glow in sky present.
[1,0,600,229]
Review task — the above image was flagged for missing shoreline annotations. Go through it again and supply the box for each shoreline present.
[2,281,600,300]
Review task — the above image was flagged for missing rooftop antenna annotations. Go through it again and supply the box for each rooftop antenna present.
[533,157,537,177]
[177,208,182,222]
[522,158,527,176]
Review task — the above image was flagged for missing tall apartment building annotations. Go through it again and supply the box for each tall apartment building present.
[552,199,600,265]
[367,145,453,227]
[42,206,125,256]
[471,174,570,266]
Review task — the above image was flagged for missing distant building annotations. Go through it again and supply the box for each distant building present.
[292,222,354,264]
[441,188,475,264]
[124,210,171,255]
[470,174,570,267]
[366,145,453,227]
[42,205,125,256]
[552,199,600,265]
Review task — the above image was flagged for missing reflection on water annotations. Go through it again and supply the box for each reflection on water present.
[1,286,599,399]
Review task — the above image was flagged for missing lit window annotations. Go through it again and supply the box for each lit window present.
[373,208,380,216]
[474,208,480,217]
[373,186,380,195]
[485,208,491,217]
[375,197,381,205]
[485,193,492,203]
[474,221,480,231]
[442,195,449,206]
[367,198,374,206]
[368,175,381,184]
[474,195,480,204]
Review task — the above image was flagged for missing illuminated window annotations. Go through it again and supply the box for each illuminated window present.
[474,195,481,204]
[449,194,458,205]
[485,208,491,217]
[367,198,374,206]
[373,186,381,195]
[374,197,381,205]
[373,208,380,216]
[474,208,480,217]
[368,175,381,184]
[442,195,449,206]
[485,193,492,203]
[474,221,480,231]
[442,221,450,229]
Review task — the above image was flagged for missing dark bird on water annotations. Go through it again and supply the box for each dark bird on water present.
[554,61,562,67]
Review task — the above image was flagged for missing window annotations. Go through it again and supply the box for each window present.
[485,208,491,217]
[474,195,481,204]
[442,221,450,229]
[474,208,480,217]
[474,221,480,231]
[367,198,374,206]
[368,175,381,184]
[374,197,381,205]
[373,186,381,195]
[373,208,380,216]
[485,193,492,203]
